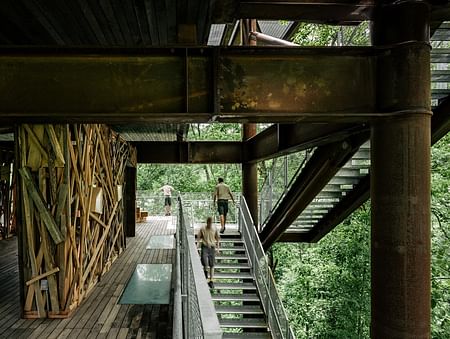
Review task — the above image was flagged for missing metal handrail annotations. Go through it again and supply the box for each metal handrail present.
[259,151,312,230]
[239,197,296,339]
[136,192,240,224]
[174,196,222,339]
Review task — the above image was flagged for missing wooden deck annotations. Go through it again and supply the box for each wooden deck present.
[0,219,175,338]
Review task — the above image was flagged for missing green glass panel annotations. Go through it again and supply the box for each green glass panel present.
[119,264,172,304]
[146,235,174,249]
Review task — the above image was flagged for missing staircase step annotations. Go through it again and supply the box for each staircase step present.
[212,282,256,290]
[220,318,268,329]
[215,305,263,314]
[222,332,271,339]
[219,247,246,252]
[212,294,259,302]
[221,238,244,244]
[219,231,241,237]
[216,255,248,260]
[215,263,250,269]
[214,272,253,279]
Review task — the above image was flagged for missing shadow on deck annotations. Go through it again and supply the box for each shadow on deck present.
[0,219,175,338]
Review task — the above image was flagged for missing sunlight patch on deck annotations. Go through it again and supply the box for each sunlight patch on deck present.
[119,264,172,304]
[146,235,174,249]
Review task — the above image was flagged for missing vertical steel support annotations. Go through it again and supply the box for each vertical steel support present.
[242,19,259,227]
[243,124,258,226]
[124,166,136,237]
[371,2,431,338]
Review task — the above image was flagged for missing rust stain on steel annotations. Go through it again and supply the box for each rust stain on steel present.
[219,54,376,114]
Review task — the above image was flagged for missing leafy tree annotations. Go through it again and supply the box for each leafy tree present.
[431,133,450,338]
[292,22,370,46]
[274,205,371,338]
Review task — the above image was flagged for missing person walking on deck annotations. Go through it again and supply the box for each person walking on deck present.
[213,177,235,234]
[198,216,220,288]
[160,184,175,216]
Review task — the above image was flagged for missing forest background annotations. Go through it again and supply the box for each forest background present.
[137,23,450,338]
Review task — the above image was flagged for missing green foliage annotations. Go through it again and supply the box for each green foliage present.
[431,133,450,338]
[137,124,244,193]
[274,205,371,338]
[292,22,370,46]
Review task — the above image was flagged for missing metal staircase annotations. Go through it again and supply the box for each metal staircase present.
[192,197,295,338]
[260,21,450,244]
[211,232,270,338]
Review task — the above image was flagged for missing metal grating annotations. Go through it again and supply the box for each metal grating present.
[111,123,188,142]
[431,21,450,107]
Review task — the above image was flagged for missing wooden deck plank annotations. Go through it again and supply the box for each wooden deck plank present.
[0,219,175,338]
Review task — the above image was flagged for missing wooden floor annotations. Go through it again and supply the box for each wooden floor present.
[0,219,175,339]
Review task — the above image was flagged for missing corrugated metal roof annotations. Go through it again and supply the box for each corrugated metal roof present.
[208,24,226,46]
[208,20,296,46]
[111,124,188,142]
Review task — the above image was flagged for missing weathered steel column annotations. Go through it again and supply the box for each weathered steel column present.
[243,124,258,226]
[242,19,259,226]
[124,166,136,237]
[371,2,431,338]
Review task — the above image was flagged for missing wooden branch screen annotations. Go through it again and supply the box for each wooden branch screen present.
[17,124,134,318]
[0,147,14,239]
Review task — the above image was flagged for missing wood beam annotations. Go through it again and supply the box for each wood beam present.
[0,46,380,124]
[134,141,242,163]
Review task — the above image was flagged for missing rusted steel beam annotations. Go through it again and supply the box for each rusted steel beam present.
[134,141,242,164]
[282,91,450,244]
[273,231,311,243]
[243,123,258,226]
[0,46,379,124]
[245,123,368,163]
[260,132,369,250]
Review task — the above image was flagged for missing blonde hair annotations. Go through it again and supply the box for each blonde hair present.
[206,216,212,228]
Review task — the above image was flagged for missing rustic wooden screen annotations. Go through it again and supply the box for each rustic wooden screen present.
[17,124,134,318]
[0,147,14,239]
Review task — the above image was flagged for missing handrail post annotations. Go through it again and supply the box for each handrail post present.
[238,196,296,339]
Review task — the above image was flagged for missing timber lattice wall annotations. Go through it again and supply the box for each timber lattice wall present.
[0,146,14,239]
[17,124,135,318]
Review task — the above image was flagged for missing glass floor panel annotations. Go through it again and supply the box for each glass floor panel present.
[146,235,174,249]
[119,264,172,304]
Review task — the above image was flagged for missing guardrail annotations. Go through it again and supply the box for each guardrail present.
[259,151,312,231]
[136,192,239,224]
[173,196,222,339]
[239,197,296,339]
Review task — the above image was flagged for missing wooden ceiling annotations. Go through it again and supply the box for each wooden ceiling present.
[3,0,447,48]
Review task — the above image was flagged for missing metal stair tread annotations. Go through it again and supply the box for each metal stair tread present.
[219,318,268,328]
[215,263,250,269]
[214,272,253,279]
[222,333,271,339]
[215,305,263,314]
[219,247,246,252]
[216,255,248,260]
[212,293,259,301]
[221,238,244,243]
[212,282,256,290]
